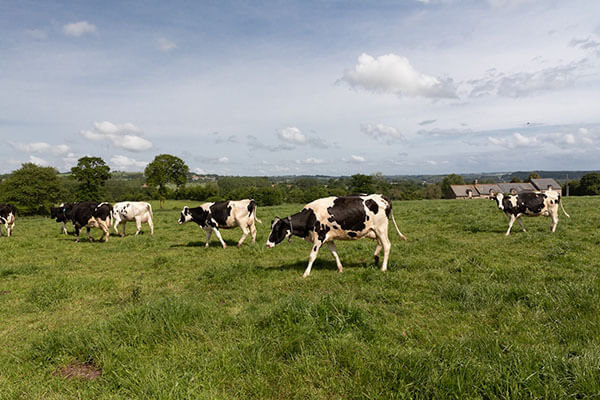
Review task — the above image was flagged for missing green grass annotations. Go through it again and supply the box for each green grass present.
[1,198,599,399]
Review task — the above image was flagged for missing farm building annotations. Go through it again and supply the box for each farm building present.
[448,178,562,199]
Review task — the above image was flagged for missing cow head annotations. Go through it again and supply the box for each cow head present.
[266,217,292,248]
[492,192,505,210]
[178,206,192,224]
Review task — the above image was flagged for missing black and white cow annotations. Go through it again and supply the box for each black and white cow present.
[266,194,407,277]
[70,201,113,242]
[50,202,77,234]
[491,189,570,235]
[178,199,261,248]
[112,201,154,236]
[0,204,16,237]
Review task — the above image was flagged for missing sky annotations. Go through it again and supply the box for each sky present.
[1,0,599,176]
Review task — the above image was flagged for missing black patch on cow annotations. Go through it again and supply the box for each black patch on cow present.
[315,222,330,242]
[209,201,231,226]
[348,231,357,237]
[185,207,209,226]
[268,208,318,245]
[382,195,392,217]
[248,199,256,216]
[365,199,378,214]
[326,196,367,232]
[313,246,317,252]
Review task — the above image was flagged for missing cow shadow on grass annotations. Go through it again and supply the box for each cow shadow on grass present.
[257,258,379,274]
[170,239,240,248]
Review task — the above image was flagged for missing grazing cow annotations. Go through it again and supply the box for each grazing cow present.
[491,189,570,235]
[112,201,154,236]
[0,204,16,237]
[178,199,261,248]
[50,202,77,234]
[266,194,407,277]
[70,201,113,242]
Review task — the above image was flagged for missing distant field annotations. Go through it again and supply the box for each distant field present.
[1,197,599,399]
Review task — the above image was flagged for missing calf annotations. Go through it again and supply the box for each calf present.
[0,204,16,237]
[112,201,154,236]
[266,194,407,277]
[178,199,261,248]
[491,189,570,235]
[70,201,113,242]
[50,202,77,234]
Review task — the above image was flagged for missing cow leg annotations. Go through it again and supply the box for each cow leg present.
[148,216,154,236]
[327,242,344,273]
[75,225,81,242]
[212,228,227,249]
[237,225,250,248]
[135,216,143,235]
[505,214,517,236]
[379,235,392,272]
[113,216,122,236]
[517,218,526,232]
[250,222,257,244]
[86,227,94,242]
[61,222,67,235]
[204,228,212,247]
[551,210,559,232]
[8,222,14,237]
[5,223,11,238]
[120,221,127,237]
[303,242,322,278]
[100,219,110,242]
[373,238,383,265]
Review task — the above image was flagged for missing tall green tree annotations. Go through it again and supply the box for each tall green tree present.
[349,174,376,194]
[0,163,66,215]
[441,174,465,199]
[70,156,111,200]
[579,172,600,195]
[145,154,189,208]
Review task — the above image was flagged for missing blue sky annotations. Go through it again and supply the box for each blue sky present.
[1,0,599,175]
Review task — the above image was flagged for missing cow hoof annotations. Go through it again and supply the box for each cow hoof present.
[120,234,125,238]
[337,268,344,273]
[237,243,242,248]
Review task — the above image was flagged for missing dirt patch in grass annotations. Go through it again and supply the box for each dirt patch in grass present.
[54,362,101,381]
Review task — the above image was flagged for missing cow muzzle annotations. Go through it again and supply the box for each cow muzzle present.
[266,241,275,249]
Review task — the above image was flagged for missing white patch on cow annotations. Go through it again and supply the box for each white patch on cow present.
[496,193,504,210]
[508,195,518,209]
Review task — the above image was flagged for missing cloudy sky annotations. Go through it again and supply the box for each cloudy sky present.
[1,0,599,176]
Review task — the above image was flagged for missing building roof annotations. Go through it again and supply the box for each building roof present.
[497,182,535,193]
[450,184,478,197]
[530,178,561,191]
[474,184,502,195]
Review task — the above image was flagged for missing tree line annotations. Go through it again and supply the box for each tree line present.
[0,154,598,215]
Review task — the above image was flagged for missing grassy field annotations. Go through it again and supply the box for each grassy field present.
[1,197,599,399]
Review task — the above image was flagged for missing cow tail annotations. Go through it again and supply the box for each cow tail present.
[147,203,154,218]
[391,213,407,241]
[249,199,262,224]
[559,198,570,218]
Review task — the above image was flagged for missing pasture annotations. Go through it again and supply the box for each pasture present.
[1,197,599,399]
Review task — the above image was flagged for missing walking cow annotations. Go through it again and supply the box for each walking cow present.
[266,194,407,277]
[112,201,154,236]
[50,202,77,234]
[491,189,570,235]
[0,204,16,237]
[178,199,261,248]
[70,201,113,242]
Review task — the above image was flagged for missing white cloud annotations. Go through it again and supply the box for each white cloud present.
[468,61,585,98]
[487,0,537,8]
[193,167,207,174]
[157,37,177,52]
[11,142,70,155]
[340,53,457,98]
[361,123,405,143]
[297,157,326,165]
[217,156,229,163]
[29,155,49,166]
[110,155,148,171]
[350,155,366,163]
[488,132,538,149]
[63,21,97,37]
[80,121,152,152]
[278,127,307,144]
